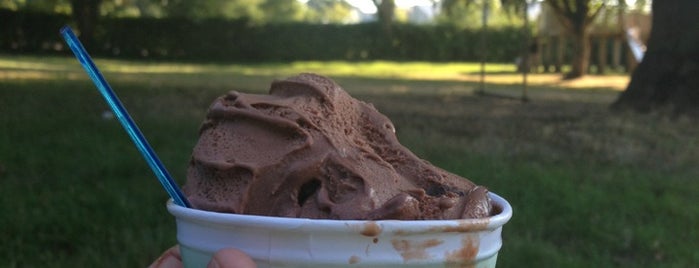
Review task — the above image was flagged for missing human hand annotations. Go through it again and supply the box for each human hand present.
[150,245,256,268]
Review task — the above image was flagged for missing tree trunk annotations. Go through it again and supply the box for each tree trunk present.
[546,0,604,79]
[70,0,101,49]
[555,35,564,73]
[566,28,591,79]
[612,38,622,71]
[612,0,699,115]
[375,0,395,32]
[597,37,607,74]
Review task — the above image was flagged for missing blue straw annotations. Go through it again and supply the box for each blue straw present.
[60,26,190,208]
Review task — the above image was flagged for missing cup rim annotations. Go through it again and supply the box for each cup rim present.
[167,192,512,234]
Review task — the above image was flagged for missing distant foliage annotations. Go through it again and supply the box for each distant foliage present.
[437,0,525,29]
[0,9,525,62]
[0,9,71,53]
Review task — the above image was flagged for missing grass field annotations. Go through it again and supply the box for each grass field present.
[1,55,697,267]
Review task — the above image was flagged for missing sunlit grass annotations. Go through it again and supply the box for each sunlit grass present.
[0,55,629,90]
[0,55,514,76]
[286,60,516,78]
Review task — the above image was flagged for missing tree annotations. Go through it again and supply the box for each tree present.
[546,0,605,79]
[70,0,102,49]
[306,0,353,24]
[438,0,486,28]
[162,0,310,24]
[100,0,166,18]
[1,0,71,13]
[612,0,699,115]
[441,0,606,79]
[162,0,263,20]
[259,0,306,23]
[438,0,525,29]
[372,0,395,31]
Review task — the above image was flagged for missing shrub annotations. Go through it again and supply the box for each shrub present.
[0,9,525,62]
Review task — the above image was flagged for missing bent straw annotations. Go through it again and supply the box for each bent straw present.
[60,26,190,208]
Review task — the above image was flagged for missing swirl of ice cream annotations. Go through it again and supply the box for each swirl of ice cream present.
[183,73,492,220]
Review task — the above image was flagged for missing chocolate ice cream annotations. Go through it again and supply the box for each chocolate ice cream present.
[183,73,492,220]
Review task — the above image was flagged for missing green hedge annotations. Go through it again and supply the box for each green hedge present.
[1,9,525,62]
[0,10,71,54]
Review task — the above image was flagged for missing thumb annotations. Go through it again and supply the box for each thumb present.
[149,245,182,268]
[207,248,257,268]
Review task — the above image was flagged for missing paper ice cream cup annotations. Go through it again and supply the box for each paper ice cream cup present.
[167,192,512,268]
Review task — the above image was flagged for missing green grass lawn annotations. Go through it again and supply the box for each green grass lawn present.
[1,55,697,267]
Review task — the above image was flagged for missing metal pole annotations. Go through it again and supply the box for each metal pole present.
[478,0,489,95]
[522,0,529,102]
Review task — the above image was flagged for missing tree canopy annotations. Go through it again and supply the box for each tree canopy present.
[0,0,349,23]
[438,0,525,29]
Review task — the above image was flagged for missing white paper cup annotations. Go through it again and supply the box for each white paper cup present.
[167,192,512,268]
